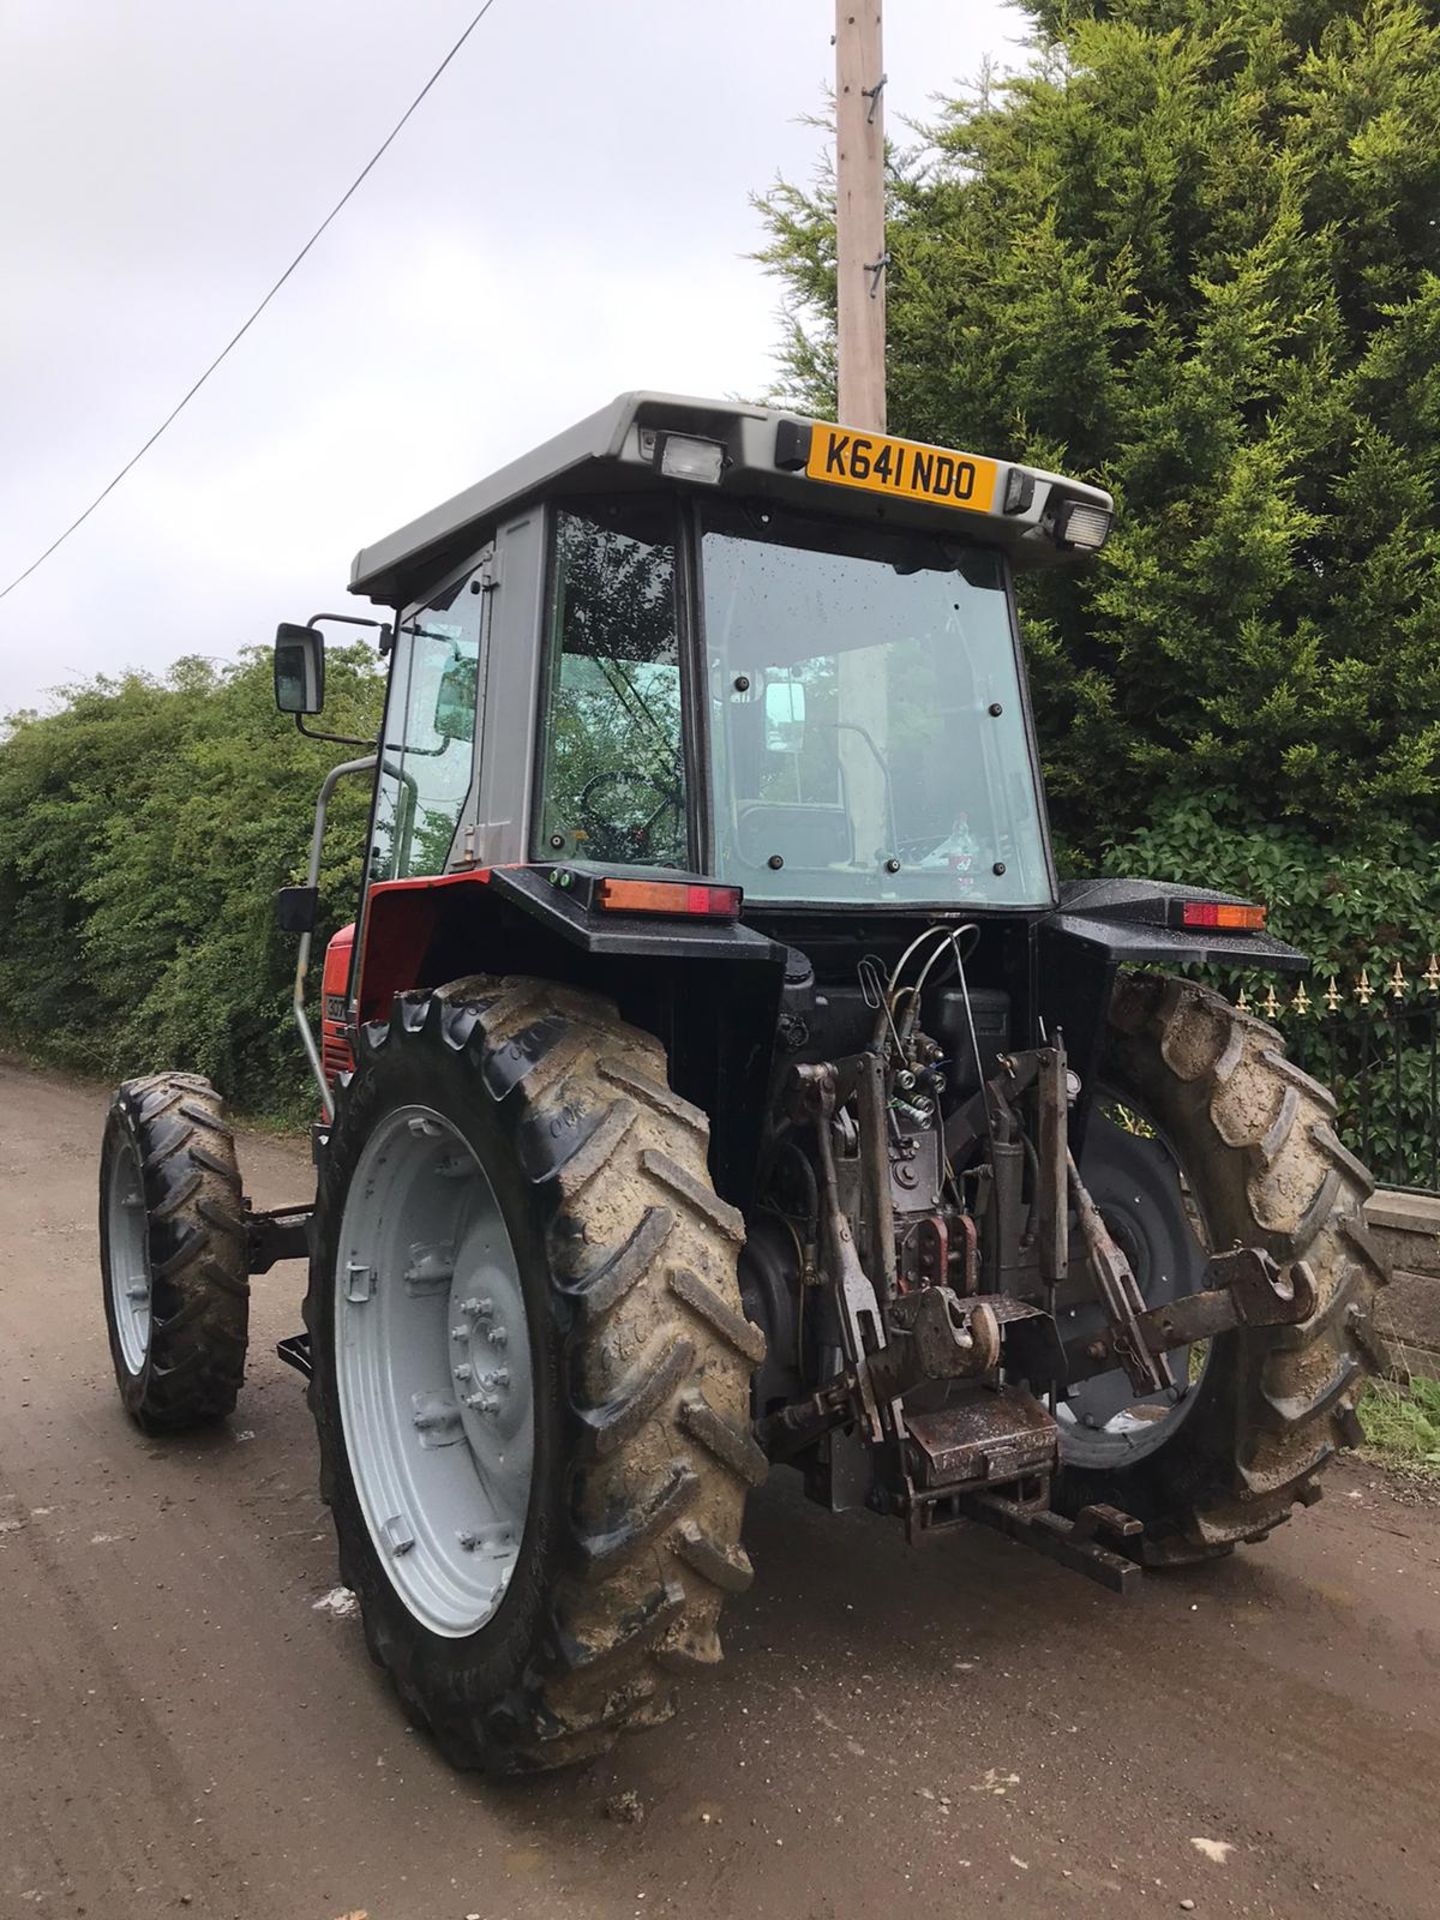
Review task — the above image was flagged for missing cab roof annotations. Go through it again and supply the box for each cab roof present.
[348,391,1113,607]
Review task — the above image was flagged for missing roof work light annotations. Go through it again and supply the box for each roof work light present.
[1053,500,1113,551]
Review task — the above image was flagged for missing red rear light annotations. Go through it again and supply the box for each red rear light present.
[1181,901,1267,931]
[595,877,742,919]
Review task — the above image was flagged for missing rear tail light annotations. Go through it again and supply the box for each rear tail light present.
[1179,901,1268,931]
[595,877,742,919]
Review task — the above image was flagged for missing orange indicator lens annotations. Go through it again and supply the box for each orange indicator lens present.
[1180,901,1267,930]
[596,877,742,918]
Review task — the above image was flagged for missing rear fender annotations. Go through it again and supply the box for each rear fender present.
[1037,878,1306,1144]
[1049,878,1306,974]
[349,866,786,1208]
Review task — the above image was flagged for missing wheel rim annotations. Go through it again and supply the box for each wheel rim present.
[106,1135,152,1374]
[1056,1103,1211,1468]
[335,1105,534,1638]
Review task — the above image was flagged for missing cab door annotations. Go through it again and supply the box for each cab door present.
[369,553,492,884]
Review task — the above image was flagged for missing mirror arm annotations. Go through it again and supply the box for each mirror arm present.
[307,611,394,657]
[288,613,438,748]
[289,615,392,746]
[293,713,451,755]
[294,713,378,750]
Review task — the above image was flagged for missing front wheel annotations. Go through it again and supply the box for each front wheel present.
[99,1073,249,1430]
[306,976,765,1773]
[1054,971,1386,1562]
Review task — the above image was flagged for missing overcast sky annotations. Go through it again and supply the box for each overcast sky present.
[0,0,1028,715]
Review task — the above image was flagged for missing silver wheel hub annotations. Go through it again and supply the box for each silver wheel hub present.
[106,1136,152,1375]
[1056,1107,1207,1467]
[335,1106,534,1637]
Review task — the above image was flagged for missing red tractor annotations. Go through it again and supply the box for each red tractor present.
[99,395,1382,1772]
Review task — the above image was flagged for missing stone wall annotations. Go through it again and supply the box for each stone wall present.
[1365,1191,1440,1381]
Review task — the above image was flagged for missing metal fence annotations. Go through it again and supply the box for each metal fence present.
[1229,958,1440,1195]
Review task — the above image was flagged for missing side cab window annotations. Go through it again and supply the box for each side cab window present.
[371,561,491,881]
[535,497,689,868]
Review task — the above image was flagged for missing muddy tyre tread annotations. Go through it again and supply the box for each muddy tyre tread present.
[306,976,762,1774]
[1060,971,1385,1562]
[100,1073,249,1431]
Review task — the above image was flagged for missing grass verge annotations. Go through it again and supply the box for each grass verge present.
[1358,1375,1440,1476]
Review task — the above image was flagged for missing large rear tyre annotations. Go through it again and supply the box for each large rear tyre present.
[99,1073,249,1431]
[306,977,765,1774]
[1055,971,1387,1562]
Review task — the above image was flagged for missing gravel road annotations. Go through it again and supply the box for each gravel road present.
[2,1059,1438,1920]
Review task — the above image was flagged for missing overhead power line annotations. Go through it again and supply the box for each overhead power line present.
[0,0,504,605]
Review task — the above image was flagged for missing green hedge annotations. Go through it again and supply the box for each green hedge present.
[0,648,384,1123]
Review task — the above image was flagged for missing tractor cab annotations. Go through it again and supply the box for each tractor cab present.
[339,394,1112,919]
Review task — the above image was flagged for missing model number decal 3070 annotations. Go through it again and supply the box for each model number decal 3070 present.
[805,423,999,514]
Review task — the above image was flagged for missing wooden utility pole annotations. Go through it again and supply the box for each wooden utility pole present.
[833,6,890,867]
[835,2,886,432]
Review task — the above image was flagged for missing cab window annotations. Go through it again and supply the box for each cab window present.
[700,507,1052,905]
[370,564,487,881]
[534,498,689,868]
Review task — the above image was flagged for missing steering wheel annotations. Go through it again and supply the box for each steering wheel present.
[576,768,682,863]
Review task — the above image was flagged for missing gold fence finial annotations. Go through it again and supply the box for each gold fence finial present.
[1357,967,1373,1006]
[1292,981,1311,1016]
[1262,984,1280,1020]
[1426,954,1440,994]
[1236,984,1251,1014]
[1325,974,1341,1013]
[1390,959,1408,1002]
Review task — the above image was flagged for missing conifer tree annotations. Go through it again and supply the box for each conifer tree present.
[759,0,1440,858]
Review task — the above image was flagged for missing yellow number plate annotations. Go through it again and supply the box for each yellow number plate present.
[806,423,998,514]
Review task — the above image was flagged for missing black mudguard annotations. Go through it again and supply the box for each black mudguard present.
[1036,876,1306,1132]
[1046,877,1306,975]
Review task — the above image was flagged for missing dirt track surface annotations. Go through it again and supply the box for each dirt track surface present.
[2,1060,1439,1920]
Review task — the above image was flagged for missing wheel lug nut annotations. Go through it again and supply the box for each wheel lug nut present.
[480,1368,509,1391]
[487,1325,507,1347]
[453,1363,473,1383]
[464,1392,500,1415]
[450,1324,469,1342]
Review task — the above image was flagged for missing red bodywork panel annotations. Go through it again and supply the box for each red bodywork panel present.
[359,870,495,1026]
[320,873,502,1086]
[320,922,357,1082]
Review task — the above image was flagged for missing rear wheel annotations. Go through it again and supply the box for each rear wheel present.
[306,976,765,1773]
[1054,971,1386,1562]
[99,1073,249,1431]
[1059,1104,1205,1436]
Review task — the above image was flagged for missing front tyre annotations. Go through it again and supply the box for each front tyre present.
[306,977,765,1774]
[1055,971,1387,1562]
[99,1073,249,1430]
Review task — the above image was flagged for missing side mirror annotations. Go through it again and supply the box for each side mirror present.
[432,648,477,744]
[764,675,807,752]
[274,622,325,715]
